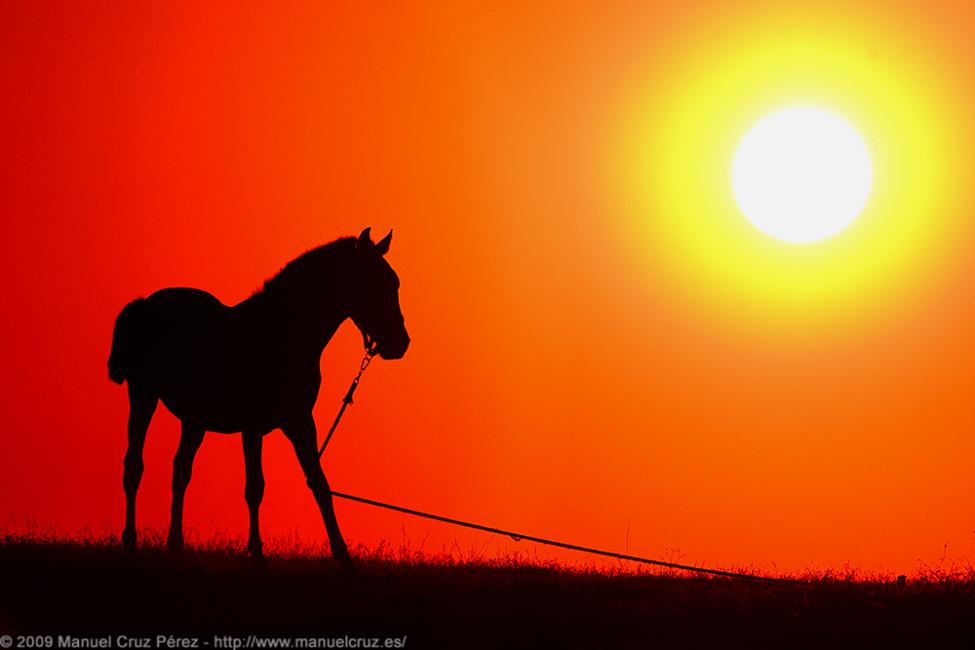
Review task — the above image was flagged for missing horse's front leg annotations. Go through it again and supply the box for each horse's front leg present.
[242,431,265,558]
[167,422,205,552]
[283,413,352,569]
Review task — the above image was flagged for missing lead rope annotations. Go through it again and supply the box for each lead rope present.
[317,349,797,582]
[318,349,375,459]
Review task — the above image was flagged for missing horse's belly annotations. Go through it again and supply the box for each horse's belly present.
[161,362,321,433]
[162,370,272,432]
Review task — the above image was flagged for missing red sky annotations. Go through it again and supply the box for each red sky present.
[3,1,975,575]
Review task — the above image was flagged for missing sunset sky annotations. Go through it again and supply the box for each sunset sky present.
[3,1,975,575]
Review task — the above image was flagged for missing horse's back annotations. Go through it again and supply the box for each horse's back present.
[147,287,226,312]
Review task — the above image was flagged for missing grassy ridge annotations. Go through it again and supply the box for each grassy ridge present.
[1,534,974,648]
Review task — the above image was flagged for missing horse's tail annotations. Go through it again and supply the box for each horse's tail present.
[108,298,149,384]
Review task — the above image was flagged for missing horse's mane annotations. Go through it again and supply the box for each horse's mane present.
[255,236,357,299]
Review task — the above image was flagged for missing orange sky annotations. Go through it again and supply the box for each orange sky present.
[3,1,975,575]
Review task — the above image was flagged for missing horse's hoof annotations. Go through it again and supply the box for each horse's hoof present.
[249,551,267,571]
[166,536,185,553]
[121,529,136,551]
[339,560,357,576]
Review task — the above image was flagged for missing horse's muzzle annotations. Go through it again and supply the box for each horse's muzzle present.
[378,333,410,360]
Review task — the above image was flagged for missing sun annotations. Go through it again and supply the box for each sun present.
[732,107,873,243]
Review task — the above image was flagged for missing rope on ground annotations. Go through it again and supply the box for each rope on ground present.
[330,490,799,584]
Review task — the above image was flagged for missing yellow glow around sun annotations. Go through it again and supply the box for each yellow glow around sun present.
[610,5,963,337]
[732,108,872,244]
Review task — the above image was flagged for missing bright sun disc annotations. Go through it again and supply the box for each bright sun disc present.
[732,107,873,243]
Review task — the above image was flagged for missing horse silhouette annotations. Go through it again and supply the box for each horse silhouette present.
[108,228,409,569]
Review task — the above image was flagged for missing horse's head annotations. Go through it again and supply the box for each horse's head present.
[348,227,410,360]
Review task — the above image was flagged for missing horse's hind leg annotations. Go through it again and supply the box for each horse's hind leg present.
[167,422,205,552]
[121,384,157,550]
[242,431,265,558]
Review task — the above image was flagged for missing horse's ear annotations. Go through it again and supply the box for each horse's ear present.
[357,227,373,249]
[375,230,392,256]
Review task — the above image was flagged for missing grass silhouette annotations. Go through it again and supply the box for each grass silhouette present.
[2,530,974,648]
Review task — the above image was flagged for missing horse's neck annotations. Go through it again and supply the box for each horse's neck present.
[296,309,347,355]
[238,246,355,354]
[238,292,348,355]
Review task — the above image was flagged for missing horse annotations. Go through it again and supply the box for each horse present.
[107,228,409,569]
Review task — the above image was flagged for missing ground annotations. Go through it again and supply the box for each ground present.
[1,535,974,649]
